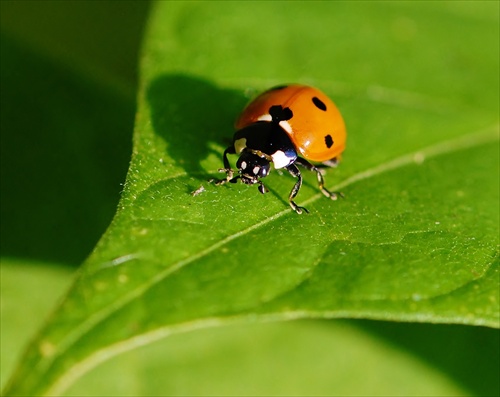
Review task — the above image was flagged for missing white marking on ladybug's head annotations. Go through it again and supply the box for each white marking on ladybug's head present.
[253,166,260,175]
[241,161,247,169]
[257,114,272,122]
[279,120,292,134]
[272,150,293,169]
[234,138,247,153]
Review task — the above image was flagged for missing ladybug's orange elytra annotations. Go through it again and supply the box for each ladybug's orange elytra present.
[236,84,346,162]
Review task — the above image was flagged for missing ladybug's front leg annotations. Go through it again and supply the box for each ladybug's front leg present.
[210,146,236,185]
[285,164,309,214]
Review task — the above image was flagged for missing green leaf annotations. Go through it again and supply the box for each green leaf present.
[3,1,499,396]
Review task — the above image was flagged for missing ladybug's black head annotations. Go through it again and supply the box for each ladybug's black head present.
[236,151,270,182]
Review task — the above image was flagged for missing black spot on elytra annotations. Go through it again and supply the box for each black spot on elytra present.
[269,105,293,122]
[312,96,327,111]
[325,134,334,148]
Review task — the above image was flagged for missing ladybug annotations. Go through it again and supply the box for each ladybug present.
[211,84,346,214]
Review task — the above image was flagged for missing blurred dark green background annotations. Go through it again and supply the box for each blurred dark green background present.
[1,1,150,266]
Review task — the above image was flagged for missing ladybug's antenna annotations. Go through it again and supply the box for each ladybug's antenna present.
[269,105,293,123]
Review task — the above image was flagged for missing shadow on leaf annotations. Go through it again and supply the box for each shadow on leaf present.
[147,74,248,178]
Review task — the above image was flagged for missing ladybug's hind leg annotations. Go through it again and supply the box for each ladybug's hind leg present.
[295,157,343,200]
[320,157,339,168]
[313,157,339,176]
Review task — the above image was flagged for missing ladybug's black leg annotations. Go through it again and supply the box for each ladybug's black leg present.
[258,181,269,194]
[222,146,235,170]
[285,164,309,214]
[210,146,236,185]
[295,157,342,200]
